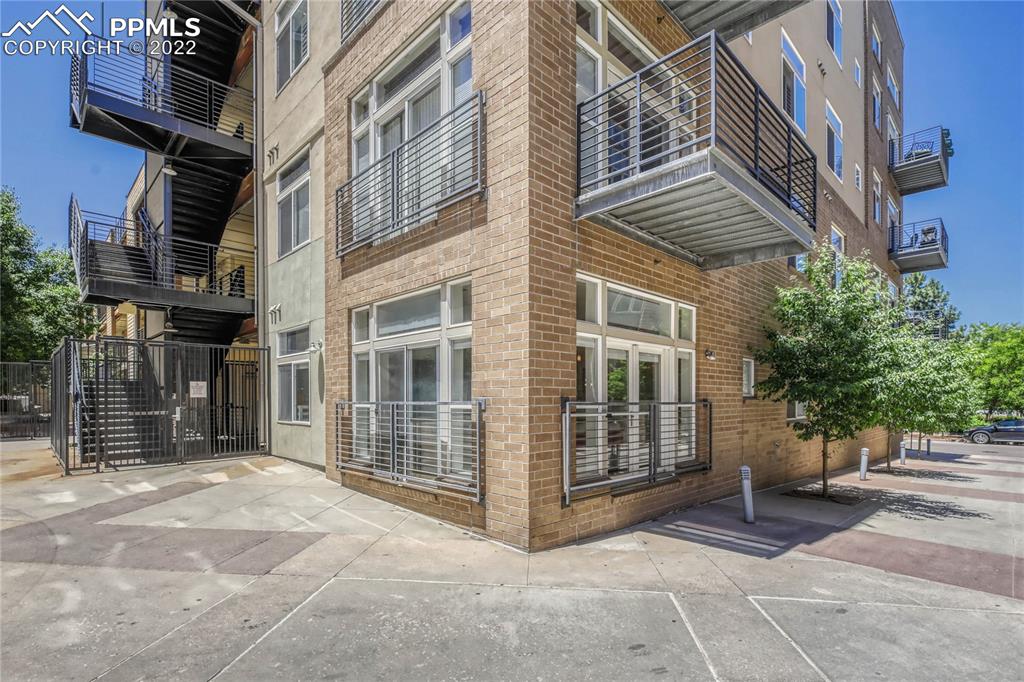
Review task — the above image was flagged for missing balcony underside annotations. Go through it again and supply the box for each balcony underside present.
[72,89,252,162]
[576,148,815,270]
[662,0,808,41]
[81,277,254,315]
[890,246,948,274]
[890,155,949,196]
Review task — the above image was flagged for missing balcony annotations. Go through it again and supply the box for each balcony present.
[889,219,949,274]
[335,92,485,257]
[69,197,254,315]
[905,309,950,341]
[70,49,253,162]
[562,401,712,505]
[662,1,809,41]
[576,32,816,270]
[335,400,485,501]
[889,126,952,195]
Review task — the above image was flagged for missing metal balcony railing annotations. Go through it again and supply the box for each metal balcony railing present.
[340,0,381,45]
[562,400,712,505]
[905,309,950,341]
[70,48,254,144]
[69,197,255,301]
[889,219,948,258]
[335,400,485,501]
[335,92,485,257]
[577,31,816,231]
[889,126,950,169]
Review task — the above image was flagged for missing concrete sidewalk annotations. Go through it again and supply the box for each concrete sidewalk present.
[1,439,1022,680]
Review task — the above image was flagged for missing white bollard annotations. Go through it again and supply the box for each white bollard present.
[899,443,906,466]
[859,448,869,480]
[739,465,754,524]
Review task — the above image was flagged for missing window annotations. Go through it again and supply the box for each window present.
[744,31,753,44]
[448,2,471,46]
[888,279,898,301]
[576,45,598,104]
[854,164,862,191]
[577,276,599,323]
[830,225,845,286]
[575,6,655,98]
[277,152,310,257]
[871,80,881,130]
[854,58,861,87]
[787,401,807,420]
[887,195,901,229]
[352,308,370,342]
[789,253,808,273]
[276,0,308,91]
[871,23,881,63]
[677,305,695,342]
[886,115,900,155]
[742,358,756,397]
[886,66,900,109]
[376,289,442,338]
[576,0,598,40]
[826,0,842,65]
[278,326,310,424]
[825,100,843,180]
[781,29,807,133]
[448,279,472,325]
[872,172,882,223]
[606,287,672,337]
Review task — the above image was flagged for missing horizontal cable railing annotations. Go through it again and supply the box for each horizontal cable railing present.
[335,92,485,257]
[889,126,948,168]
[341,0,381,45]
[335,400,485,501]
[889,219,948,256]
[562,400,712,505]
[69,197,255,300]
[71,48,253,144]
[577,31,816,231]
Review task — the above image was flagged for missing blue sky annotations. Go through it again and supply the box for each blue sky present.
[1,1,1022,325]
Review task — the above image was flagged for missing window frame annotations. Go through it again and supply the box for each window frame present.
[787,401,807,421]
[871,23,882,64]
[780,28,807,135]
[277,324,312,425]
[872,171,883,224]
[825,99,843,182]
[853,58,861,88]
[886,65,900,110]
[741,358,756,398]
[871,79,882,131]
[275,0,310,93]
[826,0,843,67]
[854,163,862,192]
[276,150,312,258]
[887,194,901,229]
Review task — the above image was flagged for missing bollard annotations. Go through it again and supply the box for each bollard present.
[926,438,931,458]
[739,466,754,524]
[859,448,869,480]
[899,443,906,466]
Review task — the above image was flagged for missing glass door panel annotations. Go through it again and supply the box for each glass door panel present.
[606,347,630,476]
[574,338,600,481]
[406,346,438,479]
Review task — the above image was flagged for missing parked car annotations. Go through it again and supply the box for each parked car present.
[965,420,1024,444]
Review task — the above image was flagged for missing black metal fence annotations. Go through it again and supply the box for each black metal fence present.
[0,362,51,439]
[889,125,949,168]
[340,0,381,45]
[50,337,267,473]
[576,31,816,230]
[562,400,713,504]
[70,48,253,144]
[335,92,485,256]
[335,400,485,501]
[889,219,948,257]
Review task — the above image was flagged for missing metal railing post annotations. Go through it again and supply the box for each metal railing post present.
[710,34,718,145]
[648,402,658,485]
[632,73,642,175]
[786,128,793,202]
[562,402,572,507]
[389,403,398,480]
[753,85,761,179]
[390,148,399,228]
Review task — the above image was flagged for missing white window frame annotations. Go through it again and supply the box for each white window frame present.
[887,194,901,228]
[350,3,473,176]
[825,99,843,181]
[853,58,861,87]
[886,65,900,110]
[276,150,311,258]
[826,0,842,67]
[276,0,309,93]
[780,28,807,134]
[787,401,807,421]
[742,358,756,398]
[886,113,900,154]
[871,79,882,131]
[871,23,882,63]
[575,3,658,96]
[854,163,862,191]
[277,324,311,425]
[872,171,882,223]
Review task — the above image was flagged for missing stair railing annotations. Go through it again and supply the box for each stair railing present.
[68,196,86,287]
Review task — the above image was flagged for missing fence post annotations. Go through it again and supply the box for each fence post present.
[389,403,399,480]
[648,402,658,486]
[709,34,717,145]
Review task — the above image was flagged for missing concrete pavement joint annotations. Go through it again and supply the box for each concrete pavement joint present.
[668,592,721,682]
[747,594,1024,615]
[746,596,831,682]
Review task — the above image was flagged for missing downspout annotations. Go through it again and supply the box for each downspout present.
[217,1,268,454]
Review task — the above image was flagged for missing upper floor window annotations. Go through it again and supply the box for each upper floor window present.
[350,3,472,176]
[781,29,806,134]
[826,0,842,65]
[276,0,309,91]
[830,225,845,286]
[871,80,881,130]
[853,58,861,87]
[887,195,901,228]
[277,151,310,257]
[854,164,862,191]
[886,114,900,153]
[742,358,756,397]
[825,100,843,181]
[871,23,881,63]
[886,66,901,110]
[575,2,656,101]
[872,172,882,224]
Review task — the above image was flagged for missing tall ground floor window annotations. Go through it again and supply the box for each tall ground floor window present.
[277,325,310,424]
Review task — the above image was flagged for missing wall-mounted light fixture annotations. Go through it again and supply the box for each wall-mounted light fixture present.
[161,162,178,177]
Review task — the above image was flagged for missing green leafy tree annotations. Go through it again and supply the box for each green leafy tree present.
[967,323,1024,416]
[0,188,96,361]
[902,272,960,338]
[754,243,899,497]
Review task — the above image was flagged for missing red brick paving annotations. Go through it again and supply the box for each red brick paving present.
[831,472,1024,504]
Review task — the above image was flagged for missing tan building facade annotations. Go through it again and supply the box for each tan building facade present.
[310,0,947,551]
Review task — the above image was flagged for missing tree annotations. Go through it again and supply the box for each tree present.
[0,188,96,361]
[902,272,960,338]
[754,243,900,497]
[967,323,1024,416]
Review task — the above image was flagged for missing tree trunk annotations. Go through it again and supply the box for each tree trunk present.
[886,431,893,472]
[821,438,830,498]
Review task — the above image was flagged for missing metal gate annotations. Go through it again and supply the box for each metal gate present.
[50,338,268,472]
[1,361,51,438]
